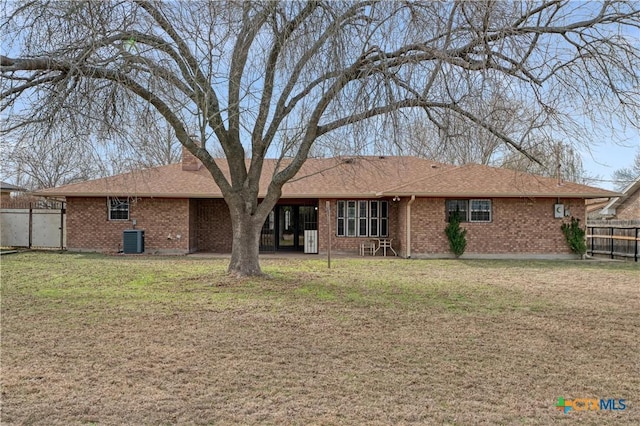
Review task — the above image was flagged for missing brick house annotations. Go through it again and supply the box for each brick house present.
[599,177,640,220]
[1,181,25,204]
[35,151,616,258]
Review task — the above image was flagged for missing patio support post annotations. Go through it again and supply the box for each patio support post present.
[406,195,415,258]
[326,201,331,269]
[60,203,65,250]
[635,228,638,263]
[610,227,614,259]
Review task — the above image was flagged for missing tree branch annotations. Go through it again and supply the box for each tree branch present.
[247,2,321,200]
[134,1,229,149]
[1,55,234,193]
[317,99,541,164]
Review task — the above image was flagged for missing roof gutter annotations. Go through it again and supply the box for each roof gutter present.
[406,195,416,258]
[384,192,619,199]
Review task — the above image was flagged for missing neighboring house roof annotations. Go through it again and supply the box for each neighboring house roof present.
[586,197,609,210]
[34,156,617,199]
[600,176,640,216]
[586,198,610,218]
[1,181,26,192]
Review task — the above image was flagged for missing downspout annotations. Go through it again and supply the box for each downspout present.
[406,195,416,258]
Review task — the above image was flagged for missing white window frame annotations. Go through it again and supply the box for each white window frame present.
[337,201,345,236]
[446,199,468,222]
[369,200,379,237]
[470,199,492,222]
[379,200,388,237]
[346,200,357,236]
[446,199,492,223]
[108,197,130,221]
[358,200,368,237]
[336,200,388,237]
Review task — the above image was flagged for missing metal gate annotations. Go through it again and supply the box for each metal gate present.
[1,200,66,249]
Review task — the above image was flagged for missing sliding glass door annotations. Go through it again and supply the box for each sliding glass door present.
[261,204,317,252]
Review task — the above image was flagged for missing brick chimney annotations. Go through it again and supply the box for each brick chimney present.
[182,138,202,171]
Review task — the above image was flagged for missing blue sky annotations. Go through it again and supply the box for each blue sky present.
[576,12,640,191]
[2,1,638,191]
[579,127,639,190]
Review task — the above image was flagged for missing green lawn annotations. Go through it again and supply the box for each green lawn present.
[1,252,638,425]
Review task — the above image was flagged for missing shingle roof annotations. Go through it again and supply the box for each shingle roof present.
[384,163,617,198]
[1,181,26,192]
[600,176,640,214]
[34,156,616,199]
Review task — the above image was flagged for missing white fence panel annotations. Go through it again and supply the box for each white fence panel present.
[32,209,65,248]
[1,208,66,249]
[1,209,30,247]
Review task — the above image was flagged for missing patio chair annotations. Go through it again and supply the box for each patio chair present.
[360,240,377,256]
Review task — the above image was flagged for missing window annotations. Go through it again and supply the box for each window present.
[358,200,368,236]
[370,201,379,237]
[446,200,468,222]
[380,201,388,236]
[347,200,357,236]
[109,197,129,220]
[446,199,492,222]
[337,201,345,236]
[470,199,491,222]
[336,200,388,237]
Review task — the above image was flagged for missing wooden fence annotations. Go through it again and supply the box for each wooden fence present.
[586,220,639,262]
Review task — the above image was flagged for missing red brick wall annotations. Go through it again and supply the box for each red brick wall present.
[192,199,319,253]
[396,198,409,257]
[66,196,588,256]
[181,145,202,171]
[615,189,640,220]
[317,198,402,254]
[409,197,586,255]
[66,197,190,253]
[191,199,233,252]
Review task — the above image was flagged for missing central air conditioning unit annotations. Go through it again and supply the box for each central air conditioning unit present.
[304,230,318,254]
[123,230,144,254]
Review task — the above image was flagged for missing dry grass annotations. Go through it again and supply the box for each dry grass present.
[1,252,638,425]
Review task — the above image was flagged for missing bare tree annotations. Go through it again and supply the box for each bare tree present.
[313,87,594,182]
[612,150,640,190]
[499,140,592,184]
[2,125,103,189]
[2,1,639,276]
[1,104,183,188]
[98,108,183,175]
[392,92,527,166]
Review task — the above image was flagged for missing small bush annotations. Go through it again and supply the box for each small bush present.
[561,217,587,256]
[445,212,467,257]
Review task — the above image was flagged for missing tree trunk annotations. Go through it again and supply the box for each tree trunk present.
[227,208,266,277]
